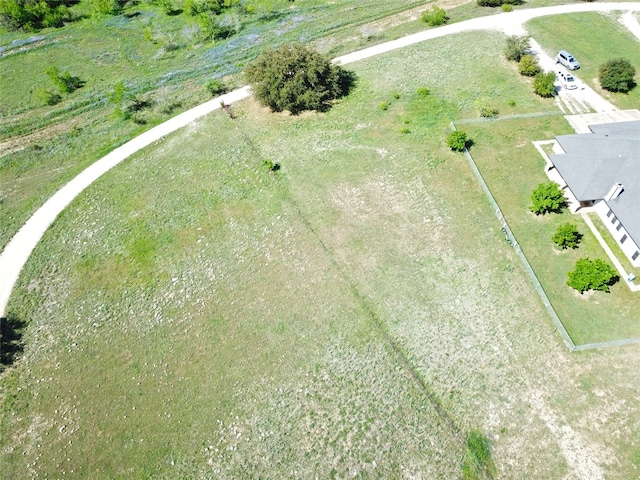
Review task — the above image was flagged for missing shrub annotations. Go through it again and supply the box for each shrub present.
[107,80,127,104]
[379,101,389,111]
[400,127,410,134]
[507,99,516,107]
[447,131,468,152]
[567,258,618,293]
[0,0,72,30]
[533,71,556,98]
[90,0,124,14]
[417,87,430,97]
[529,181,564,214]
[196,12,237,41]
[501,3,512,11]
[504,34,529,62]
[45,66,84,94]
[477,0,517,6]
[183,0,231,15]
[598,58,636,93]
[262,159,280,172]
[461,430,495,480]
[518,54,541,76]
[479,106,498,118]
[475,97,498,118]
[245,43,356,114]
[205,79,227,96]
[421,5,447,26]
[35,88,62,106]
[552,223,581,249]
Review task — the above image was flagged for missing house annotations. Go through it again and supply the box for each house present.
[545,120,640,268]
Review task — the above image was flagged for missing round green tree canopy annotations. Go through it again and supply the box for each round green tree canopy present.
[245,43,356,114]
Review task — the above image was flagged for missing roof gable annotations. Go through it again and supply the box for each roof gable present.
[548,121,640,249]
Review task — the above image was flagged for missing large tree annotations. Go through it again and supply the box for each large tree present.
[245,43,355,114]
[599,58,636,93]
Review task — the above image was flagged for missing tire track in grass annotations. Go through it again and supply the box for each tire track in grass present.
[227,116,465,443]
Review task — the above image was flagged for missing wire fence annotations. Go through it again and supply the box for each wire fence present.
[449,121,578,351]
[451,118,640,352]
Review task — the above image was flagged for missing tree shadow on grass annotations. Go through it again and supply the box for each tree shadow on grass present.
[338,69,358,98]
[313,69,359,114]
[1,312,26,372]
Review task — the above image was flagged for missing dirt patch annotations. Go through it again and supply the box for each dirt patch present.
[0,115,87,159]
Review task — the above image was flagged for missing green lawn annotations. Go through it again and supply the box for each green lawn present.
[526,12,640,110]
[0,0,590,252]
[1,31,584,478]
[4,10,640,480]
[0,0,431,251]
[464,117,640,345]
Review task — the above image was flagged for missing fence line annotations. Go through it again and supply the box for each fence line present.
[572,337,640,351]
[453,110,563,125]
[449,121,577,351]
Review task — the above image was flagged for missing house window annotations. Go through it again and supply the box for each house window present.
[606,209,613,217]
[611,216,617,225]
[621,234,627,244]
[616,223,623,231]
[633,251,639,261]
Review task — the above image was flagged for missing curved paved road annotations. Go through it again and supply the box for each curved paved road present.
[1,2,640,316]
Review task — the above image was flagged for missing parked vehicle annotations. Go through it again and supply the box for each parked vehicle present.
[556,68,578,90]
[556,50,580,70]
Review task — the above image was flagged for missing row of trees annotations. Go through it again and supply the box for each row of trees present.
[528,182,618,292]
[504,35,637,97]
[504,35,556,97]
[2,0,241,32]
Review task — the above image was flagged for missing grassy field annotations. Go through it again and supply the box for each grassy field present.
[0,0,588,252]
[526,12,640,110]
[0,0,431,251]
[463,117,640,345]
[4,27,640,478]
[4,5,640,480]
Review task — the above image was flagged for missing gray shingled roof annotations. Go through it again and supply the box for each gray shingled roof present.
[548,121,640,250]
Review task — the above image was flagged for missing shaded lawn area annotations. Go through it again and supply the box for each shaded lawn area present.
[464,116,640,345]
[526,12,640,110]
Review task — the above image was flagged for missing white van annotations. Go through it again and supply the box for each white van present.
[556,50,580,70]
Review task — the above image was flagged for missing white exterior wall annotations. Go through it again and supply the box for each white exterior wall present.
[594,201,640,268]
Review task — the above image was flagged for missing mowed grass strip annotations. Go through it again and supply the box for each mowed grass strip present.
[526,12,640,110]
[464,117,640,344]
